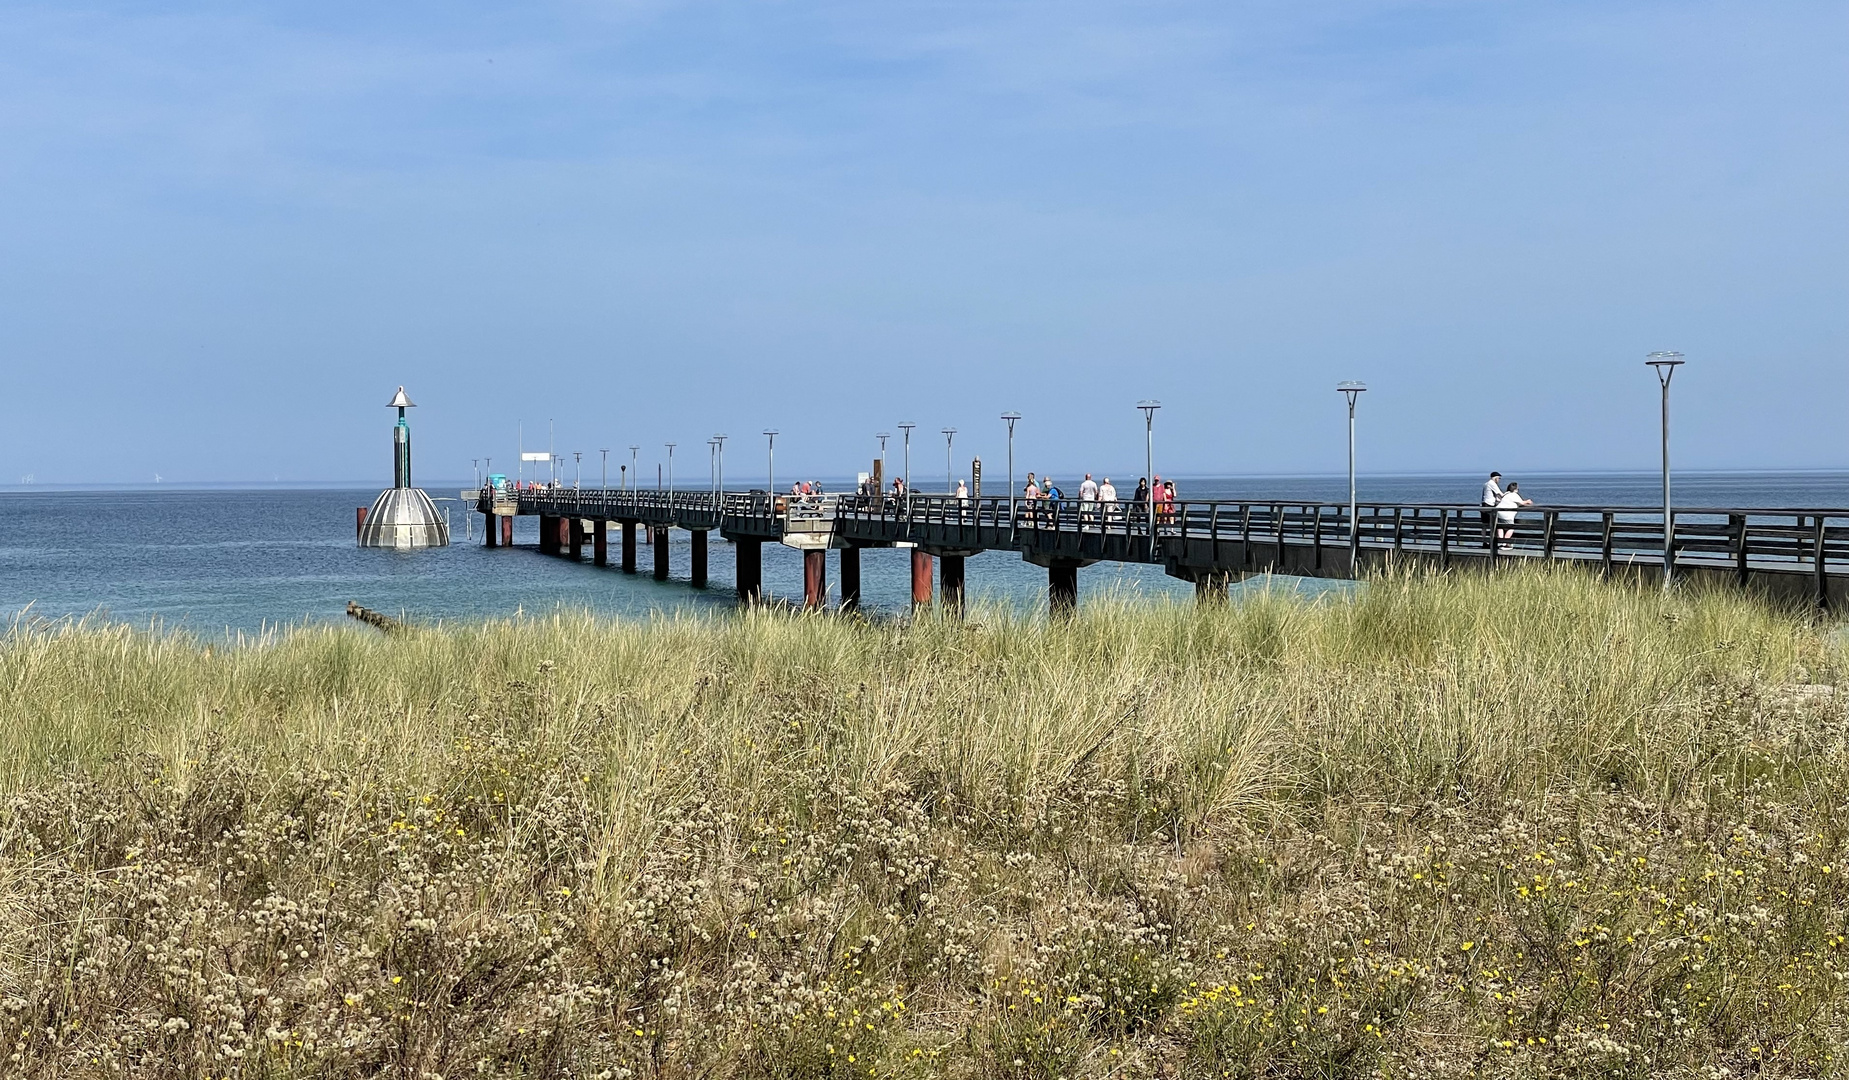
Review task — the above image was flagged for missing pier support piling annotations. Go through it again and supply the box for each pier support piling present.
[568,518,584,560]
[621,521,637,574]
[483,513,496,547]
[940,554,966,614]
[500,514,514,547]
[593,523,608,566]
[654,527,670,580]
[1048,560,1079,615]
[691,530,709,588]
[910,548,934,609]
[736,538,762,603]
[538,515,557,554]
[839,546,861,611]
[803,549,827,609]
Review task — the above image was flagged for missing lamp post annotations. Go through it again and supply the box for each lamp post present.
[573,451,582,489]
[877,432,890,475]
[942,428,957,492]
[1336,382,1366,557]
[665,443,675,510]
[629,446,639,510]
[553,455,562,488]
[764,430,779,504]
[471,459,479,489]
[1001,412,1021,534]
[1137,401,1161,543]
[1646,351,1685,589]
[708,439,717,499]
[600,449,608,489]
[898,422,916,512]
[713,434,727,506]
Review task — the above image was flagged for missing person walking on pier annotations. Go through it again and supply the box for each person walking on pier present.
[1098,477,1118,521]
[1079,473,1098,522]
[1132,478,1149,525]
[1480,471,1503,547]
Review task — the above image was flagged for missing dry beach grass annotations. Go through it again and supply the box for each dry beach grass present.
[2,566,1848,1077]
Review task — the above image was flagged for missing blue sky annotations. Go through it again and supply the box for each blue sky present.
[2,1,1844,486]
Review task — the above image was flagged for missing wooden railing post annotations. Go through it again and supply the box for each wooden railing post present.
[1312,505,1324,570]
[1601,512,1614,579]
[1393,507,1404,553]
[1241,504,1252,568]
[1439,508,1450,567]
[1816,515,1829,610]
[1732,513,1748,586]
[1542,510,1557,559]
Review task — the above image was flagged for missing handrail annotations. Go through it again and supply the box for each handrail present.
[477,486,1849,581]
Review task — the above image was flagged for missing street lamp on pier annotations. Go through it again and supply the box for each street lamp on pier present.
[1336,382,1366,558]
[471,459,480,489]
[1136,401,1161,544]
[763,430,779,505]
[665,443,675,510]
[897,423,916,512]
[713,434,727,506]
[1646,351,1685,589]
[600,449,608,489]
[629,446,640,509]
[573,451,582,489]
[942,428,957,493]
[877,432,890,476]
[1001,412,1021,535]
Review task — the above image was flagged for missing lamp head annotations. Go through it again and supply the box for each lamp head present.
[1646,351,1685,387]
[387,386,415,409]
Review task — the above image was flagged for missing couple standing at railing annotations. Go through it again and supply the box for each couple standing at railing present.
[1481,471,1533,545]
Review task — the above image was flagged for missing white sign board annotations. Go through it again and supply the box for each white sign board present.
[521,452,551,462]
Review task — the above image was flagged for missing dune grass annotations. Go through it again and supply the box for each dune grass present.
[2,565,1847,1077]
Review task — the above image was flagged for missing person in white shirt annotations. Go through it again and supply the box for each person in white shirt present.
[1480,471,1503,547]
[1097,478,1118,520]
[1079,474,1098,521]
[1495,482,1532,542]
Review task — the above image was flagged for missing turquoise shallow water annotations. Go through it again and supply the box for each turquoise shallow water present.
[4,472,1846,636]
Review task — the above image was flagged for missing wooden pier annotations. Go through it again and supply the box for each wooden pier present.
[477,488,1849,610]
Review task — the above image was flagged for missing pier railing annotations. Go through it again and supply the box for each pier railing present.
[483,485,1849,588]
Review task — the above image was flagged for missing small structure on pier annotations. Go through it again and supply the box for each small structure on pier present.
[357,386,449,549]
